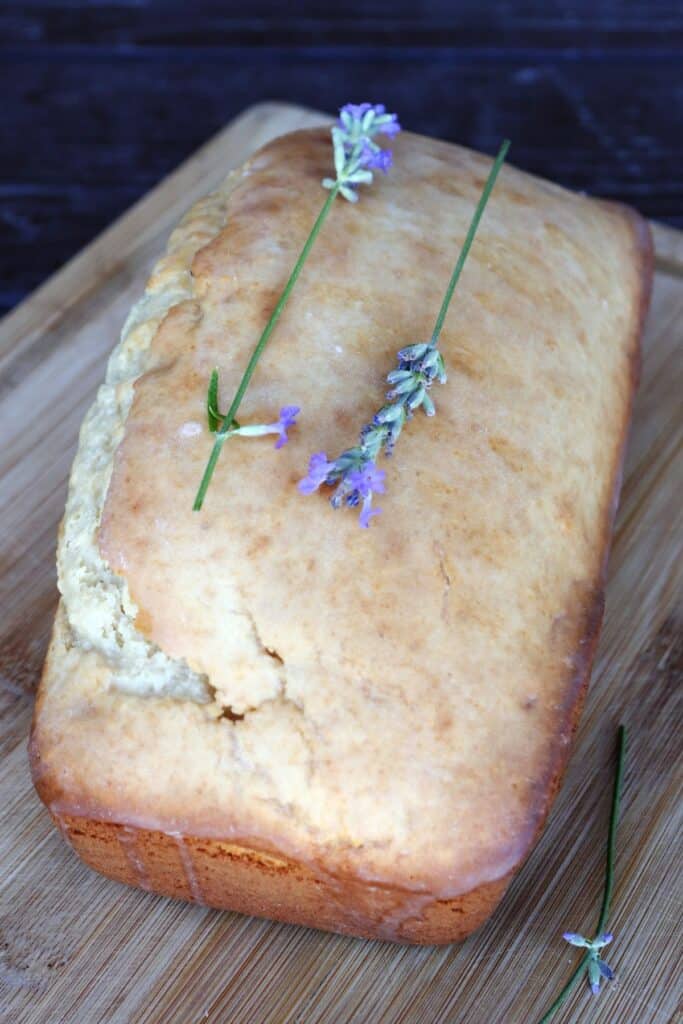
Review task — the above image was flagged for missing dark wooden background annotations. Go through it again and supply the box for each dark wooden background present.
[2,1,682,319]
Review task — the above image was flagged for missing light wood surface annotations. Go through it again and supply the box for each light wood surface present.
[1,102,681,1024]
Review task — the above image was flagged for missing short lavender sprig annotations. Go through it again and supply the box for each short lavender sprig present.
[298,342,445,527]
[221,407,300,449]
[299,138,510,528]
[192,102,400,510]
[203,366,301,445]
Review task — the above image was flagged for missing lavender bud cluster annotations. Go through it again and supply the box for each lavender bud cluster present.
[562,932,615,996]
[298,339,446,528]
[322,102,401,202]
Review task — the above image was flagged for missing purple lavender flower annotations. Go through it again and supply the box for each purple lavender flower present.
[360,143,393,173]
[325,102,401,202]
[298,454,385,528]
[380,118,401,138]
[339,103,401,137]
[340,102,373,120]
[348,462,385,528]
[596,960,614,985]
[359,501,382,529]
[347,463,386,498]
[298,454,385,527]
[562,931,615,996]
[298,452,335,494]
[271,405,300,448]
[226,404,300,448]
[297,337,445,529]
[563,932,613,948]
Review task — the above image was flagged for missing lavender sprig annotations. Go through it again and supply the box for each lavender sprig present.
[323,103,401,200]
[299,138,510,527]
[205,367,301,444]
[192,103,400,510]
[536,725,627,1022]
[298,341,445,527]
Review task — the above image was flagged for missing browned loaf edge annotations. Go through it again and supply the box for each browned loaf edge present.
[28,155,654,946]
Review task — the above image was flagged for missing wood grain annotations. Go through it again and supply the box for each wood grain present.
[1,102,681,1024]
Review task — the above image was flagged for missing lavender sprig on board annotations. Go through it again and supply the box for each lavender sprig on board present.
[192,102,400,510]
[535,725,627,1023]
[299,138,510,528]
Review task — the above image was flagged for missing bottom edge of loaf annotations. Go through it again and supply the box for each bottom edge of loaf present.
[48,811,511,945]
[31,561,598,945]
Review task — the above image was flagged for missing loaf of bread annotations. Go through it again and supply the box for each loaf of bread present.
[30,127,652,944]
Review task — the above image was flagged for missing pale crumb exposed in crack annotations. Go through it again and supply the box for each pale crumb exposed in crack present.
[55,156,304,719]
[56,175,246,706]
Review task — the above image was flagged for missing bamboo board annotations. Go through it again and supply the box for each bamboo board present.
[0,102,681,1024]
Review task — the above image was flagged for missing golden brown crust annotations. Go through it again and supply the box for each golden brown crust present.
[511,208,653,856]
[41,811,508,944]
[30,127,653,943]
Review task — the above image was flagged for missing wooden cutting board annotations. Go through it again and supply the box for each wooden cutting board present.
[1,102,681,1024]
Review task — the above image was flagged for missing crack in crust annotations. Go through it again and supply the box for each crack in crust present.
[57,175,246,707]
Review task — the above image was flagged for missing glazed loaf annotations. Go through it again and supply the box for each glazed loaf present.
[31,127,652,944]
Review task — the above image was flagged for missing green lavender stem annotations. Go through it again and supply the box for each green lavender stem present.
[537,725,627,1024]
[193,183,340,510]
[431,138,510,343]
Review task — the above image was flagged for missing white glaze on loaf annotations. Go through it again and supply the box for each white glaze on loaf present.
[35,128,651,912]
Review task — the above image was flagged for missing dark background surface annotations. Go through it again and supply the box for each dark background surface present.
[2,1,682,319]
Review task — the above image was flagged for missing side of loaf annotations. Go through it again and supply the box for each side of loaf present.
[31,127,652,944]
